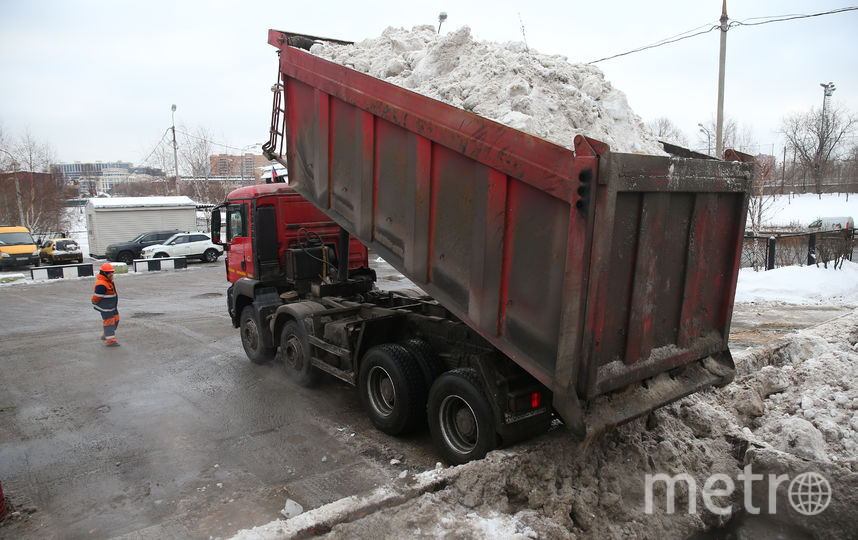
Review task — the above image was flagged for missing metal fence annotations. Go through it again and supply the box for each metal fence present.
[742,230,855,270]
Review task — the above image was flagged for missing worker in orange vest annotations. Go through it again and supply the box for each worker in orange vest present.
[92,262,120,347]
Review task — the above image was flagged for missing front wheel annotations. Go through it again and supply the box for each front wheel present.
[278,320,320,386]
[118,251,134,265]
[155,252,169,259]
[203,248,219,263]
[359,344,427,435]
[427,369,496,465]
[240,306,275,364]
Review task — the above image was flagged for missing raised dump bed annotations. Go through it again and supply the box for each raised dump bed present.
[263,29,752,435]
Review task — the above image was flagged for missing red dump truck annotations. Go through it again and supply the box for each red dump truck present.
[213,30,752,464]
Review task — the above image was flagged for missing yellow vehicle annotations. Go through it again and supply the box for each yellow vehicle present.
[39,238,84,265]
[0,226,41,269]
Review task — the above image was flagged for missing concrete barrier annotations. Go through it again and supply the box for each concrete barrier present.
[31,263,95,281]
[133,257,188,273]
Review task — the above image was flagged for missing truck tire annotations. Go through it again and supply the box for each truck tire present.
[240,306,275,364]
[359,343,427,435]
[401,338,445,389]
[118,251,134,265]
[278,320,321,386]
[427,368,496,464]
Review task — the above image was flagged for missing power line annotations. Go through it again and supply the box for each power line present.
[588,24,719,64]
[174,128,261,154]
[588,6,858,64]
[138,128,172,167]
[731,6,858,28]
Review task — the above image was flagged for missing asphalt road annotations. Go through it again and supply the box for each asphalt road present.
[0,261,437,539]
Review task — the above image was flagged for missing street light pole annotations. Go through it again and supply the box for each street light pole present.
[0,148,25,226]
[171,104,180,195]
[819,81,836,133]
[715,0,729,158]
[698,123,713,156]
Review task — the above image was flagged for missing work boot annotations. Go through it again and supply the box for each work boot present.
[105,339,120,347]
[100,334,106,340]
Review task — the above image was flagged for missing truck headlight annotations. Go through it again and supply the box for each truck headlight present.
[1,252,9,258]
[32,249,40,256]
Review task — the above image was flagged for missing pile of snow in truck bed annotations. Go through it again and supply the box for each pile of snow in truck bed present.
[310,25,665,156]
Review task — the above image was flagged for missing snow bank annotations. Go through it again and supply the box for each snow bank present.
[310,26,665,155]
[735,260,858,305]
[763,193,858,229]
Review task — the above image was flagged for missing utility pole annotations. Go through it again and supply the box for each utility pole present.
[171,104,180,195]
[0,148,25,226]
[715,0,728,158]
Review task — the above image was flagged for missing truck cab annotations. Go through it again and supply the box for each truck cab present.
[212,183,373,362]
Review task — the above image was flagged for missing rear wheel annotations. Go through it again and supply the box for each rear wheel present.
[428,369,497,464]
[118,251,134,265]
[278,320,320,386]
[240,306,275,364]
[359,344,427,435]
[203,248,219,262]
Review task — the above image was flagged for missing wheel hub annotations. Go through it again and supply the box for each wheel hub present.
[283,336,303,369]
[439,395,478,453]
[368,366,395,416]
[242,320,259,349]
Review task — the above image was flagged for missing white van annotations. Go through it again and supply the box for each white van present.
[808,216,854,231]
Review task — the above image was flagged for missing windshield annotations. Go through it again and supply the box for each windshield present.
[130,233,147,242]
[0,231,36,246]
[162,234,181,245]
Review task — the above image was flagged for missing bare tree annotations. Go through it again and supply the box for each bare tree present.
[781,103,857,194]
[178,126,224,203]
[646,117,688,146]
[179,126,214,178]
[0,130,68,236]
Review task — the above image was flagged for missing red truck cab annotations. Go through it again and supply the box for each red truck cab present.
[214,183,368,283]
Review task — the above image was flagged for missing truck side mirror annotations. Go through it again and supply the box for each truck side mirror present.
[211,208,222,245]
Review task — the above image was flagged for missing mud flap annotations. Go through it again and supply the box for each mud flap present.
[552,390,587,439]
[581,353,735,443]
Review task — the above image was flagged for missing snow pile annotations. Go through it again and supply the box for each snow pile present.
[735,260,858,305]
[310,26,665,155]
[763,193,858,229]
[316,312,858,539]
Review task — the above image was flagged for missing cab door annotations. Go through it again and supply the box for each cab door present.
[225,201,253,282]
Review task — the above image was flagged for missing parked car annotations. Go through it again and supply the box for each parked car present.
[39,238,84,265]
[141,232,223,262]
[808,216,854,231]
[0,226,40,269]
[104,229,183,264]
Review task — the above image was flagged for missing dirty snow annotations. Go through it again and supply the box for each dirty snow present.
[309,25,665,155]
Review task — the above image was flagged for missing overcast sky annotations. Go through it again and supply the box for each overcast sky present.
[1,0,856,165]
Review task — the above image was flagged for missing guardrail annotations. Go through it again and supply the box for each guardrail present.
[133,257,188,272]
[31,263,94,280]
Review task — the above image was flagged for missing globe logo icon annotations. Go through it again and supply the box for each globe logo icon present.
[788,472,831,516]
